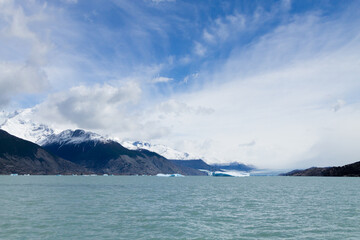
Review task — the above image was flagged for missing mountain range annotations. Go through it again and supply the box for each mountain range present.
[0,129,205,175]
[0,109,255,174]
[41,129,204,175]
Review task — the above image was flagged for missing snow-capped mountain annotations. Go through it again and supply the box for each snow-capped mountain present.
[0,108,56,144]
[0,108,203,161]
[39,129,110,146]
[121,141,202,160]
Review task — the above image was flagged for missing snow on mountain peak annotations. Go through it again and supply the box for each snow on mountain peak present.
[0,108,56,144]
[121,140,200,160]
[39,129,110,146]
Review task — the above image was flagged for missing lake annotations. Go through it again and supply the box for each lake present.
[0,176,359,239]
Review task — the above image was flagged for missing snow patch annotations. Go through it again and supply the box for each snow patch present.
[39,129,110,146]
[122,140,201,160]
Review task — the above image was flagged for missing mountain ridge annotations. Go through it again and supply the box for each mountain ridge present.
[0,130,88,175]
[282,161,360,176]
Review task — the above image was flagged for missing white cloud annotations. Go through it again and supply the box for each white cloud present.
[152,76,174,83]
[34,82,172,140]
[0,0,51,106]
[194,41,206,56]
[332,99,346,112]
[202,12,246,44]
[0,62,48,106]
[156,99,214,116]
[37,83,141,129]
[183,73,199,84]
[239,140,256,148]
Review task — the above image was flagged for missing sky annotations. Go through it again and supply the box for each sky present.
[1,0,360,169]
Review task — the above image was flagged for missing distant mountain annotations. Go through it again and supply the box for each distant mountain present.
[41,129,205,176]
[170,159,221,171]
[122,141,201,160]
[0,108,55,144]
[211,162,256,172]
[0,130,87,175]
[282,161,360,177]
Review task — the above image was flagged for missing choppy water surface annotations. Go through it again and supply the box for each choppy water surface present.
[0,176,359,239]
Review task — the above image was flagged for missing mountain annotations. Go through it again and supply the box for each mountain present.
[0,130,87,175]
[0,108,55,144]
[170,159,221,171]
[211,162,256,172]
[122,141,201,160]
[41,129,205,175]
[282,161,360,176]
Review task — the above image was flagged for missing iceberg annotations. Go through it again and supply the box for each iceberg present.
[211,170,250,177]
[156,173,184,177]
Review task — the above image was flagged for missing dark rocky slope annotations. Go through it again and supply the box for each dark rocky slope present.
[0,130,87,175]
[282,161,360,177]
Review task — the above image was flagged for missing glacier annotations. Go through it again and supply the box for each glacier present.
[121,140,202,160]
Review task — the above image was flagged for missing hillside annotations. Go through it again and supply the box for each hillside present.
[282,161,360,177]
[0,130,87,175]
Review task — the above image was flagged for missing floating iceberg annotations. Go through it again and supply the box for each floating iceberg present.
[156,173,184,177]
[210,170,250,177]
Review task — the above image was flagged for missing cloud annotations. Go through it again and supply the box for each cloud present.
[194,42,206,56]
[35,82,171,140]
[281,0,292,11]
[152,76,174,83]
[0,62,48,106]
[156,99,214,116]
[37,83,141,128]
[332,99,346,112]
[0,0,51,107]
[202,12,246,44]
[183,73,199,84]
[239,140,256,148]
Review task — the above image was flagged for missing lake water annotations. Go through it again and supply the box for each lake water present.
[0,176,359,239]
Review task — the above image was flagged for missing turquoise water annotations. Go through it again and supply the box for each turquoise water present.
[0,176,359,239]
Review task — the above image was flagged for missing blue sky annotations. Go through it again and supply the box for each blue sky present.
[1,0,360,168]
